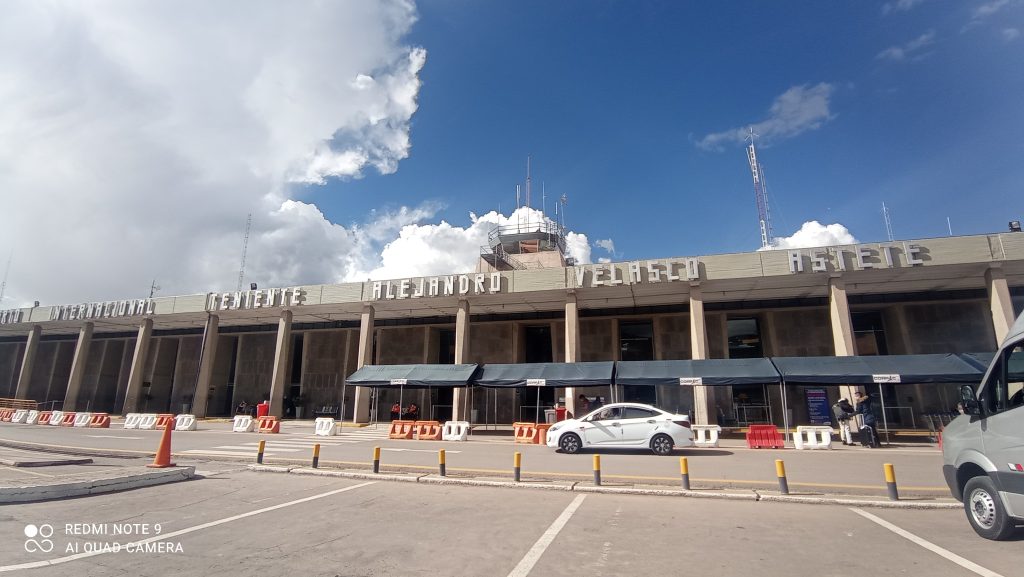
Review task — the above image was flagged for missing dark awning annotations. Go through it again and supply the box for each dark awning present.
[772,354,984,385]
[345,364,478,388]
[615,358,781,386]
[473,361,615,388]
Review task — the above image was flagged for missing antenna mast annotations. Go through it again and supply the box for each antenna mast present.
[237,213,252,291]
[883,202,895,241]
[746,128,774,249]
[526,156,532,230]
[0,250,12,305]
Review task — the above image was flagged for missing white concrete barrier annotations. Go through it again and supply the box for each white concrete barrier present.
[48,410,64,426]
[73,412,93,427]
[174,414,197,431]
[123,413,141,429]
[11,409,29,423]
[442,420,470,441]
[794,426,834,450]
[232,415,254,433]
[314,417,337,436]
[137,413,159,430]
[25,410,39,425]
[691,424,722,448]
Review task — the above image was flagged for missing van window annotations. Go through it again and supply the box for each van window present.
[982,343,1024,414]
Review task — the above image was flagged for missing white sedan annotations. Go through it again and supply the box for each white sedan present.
[546,402,693,455]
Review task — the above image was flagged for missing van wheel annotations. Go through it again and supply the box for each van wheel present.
[650,434,674,456]
[963,476,1017,540]
[559,433,582,454]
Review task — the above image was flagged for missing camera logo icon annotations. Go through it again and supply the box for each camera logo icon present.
[24,524,54,553]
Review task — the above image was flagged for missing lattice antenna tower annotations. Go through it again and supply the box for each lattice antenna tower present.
[746,127,774,249]
[883,202,895,242]
[236,213,252,291]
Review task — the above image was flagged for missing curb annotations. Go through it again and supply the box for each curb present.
[244,465,959,510]
[0,439,150,460]
[0,456,93,467]
[0,466,195,504]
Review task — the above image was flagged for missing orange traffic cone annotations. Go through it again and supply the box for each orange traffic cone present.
[147,420,176,468]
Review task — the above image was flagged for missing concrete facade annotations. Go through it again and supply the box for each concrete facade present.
[1,233,1023,426]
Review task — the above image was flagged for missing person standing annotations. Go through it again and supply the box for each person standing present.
[577,394,590,416]
[854,391,880,448]
[832,398,855,445]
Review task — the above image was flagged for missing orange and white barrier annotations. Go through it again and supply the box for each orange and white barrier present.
[0,408,13,422]
[232,415,254,432]
[154,414,175,430]
[513,422,539,444]
[11,409,29,423]
[48,410,65,426]
[37,411,52,425]
[794,426,833,450]
[174,414,197,431]
[73,412,93,427]
[88,413,111,428]
[59,412,78,427]
[25,410,40,425]
[442,421,470,441]
[137,413,159,430]
[314,417,337,436]
[255,415,280,434]
[691,425,722,448]
[388,420,415,440]
[414,421,442,441]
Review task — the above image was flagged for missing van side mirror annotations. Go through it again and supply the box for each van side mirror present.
[959,385,981,416]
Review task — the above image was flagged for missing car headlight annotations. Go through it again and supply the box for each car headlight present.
[548,423,563,433]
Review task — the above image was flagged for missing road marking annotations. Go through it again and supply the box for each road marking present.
[87,435,143,439]
[0,465,56,478]
[179,450,267,457]
[849,508,1005,577]
[382,448,462,454]
[0,481,376,572]
[506,494,586,577]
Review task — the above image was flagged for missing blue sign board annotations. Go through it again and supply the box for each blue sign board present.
[804,388,832,425]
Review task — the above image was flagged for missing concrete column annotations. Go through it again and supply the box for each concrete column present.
[190,314,220,418]
[14,325,41,400]
[268,309,293,418]
[564,291,582,416]
[452,299,471,421]
[122,318,153,414]
[986,267,1015,346]
[62,322,94,411]
[689,283,715,425]
[352,305,375,423]
[828,276,859,402]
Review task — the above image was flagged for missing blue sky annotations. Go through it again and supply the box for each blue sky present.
[306,0,1024,260]
[2,1,1022,305]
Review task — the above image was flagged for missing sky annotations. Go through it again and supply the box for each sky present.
[1,0,1022,307]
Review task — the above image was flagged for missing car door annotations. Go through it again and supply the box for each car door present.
[582,407,623,446]
[980,342,1024,514]
[618,407,661,445]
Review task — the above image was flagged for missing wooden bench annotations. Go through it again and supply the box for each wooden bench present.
[314,406,339,418]
[0,398,38,410]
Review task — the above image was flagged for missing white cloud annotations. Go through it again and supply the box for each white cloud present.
[975,0,1012,19]
[0,1,431,307]
[877,30,936,61]
[696,83,835,151]
[1003,28,1021,40]
[768,221,859,250]
[882,0,927,15]
[595,239,616,255]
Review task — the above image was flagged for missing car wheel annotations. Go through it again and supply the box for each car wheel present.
[650,434,674,456]
[559,433,582,455]
[963,476,1017,540]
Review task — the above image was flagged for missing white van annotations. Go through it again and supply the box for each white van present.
[943,311,1024,540]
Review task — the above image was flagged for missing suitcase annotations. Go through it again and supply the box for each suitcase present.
[859,425,877,447]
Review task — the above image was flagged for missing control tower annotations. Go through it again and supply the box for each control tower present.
[478,220,574,272]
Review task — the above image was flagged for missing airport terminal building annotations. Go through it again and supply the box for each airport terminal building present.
[1,227,1022,428]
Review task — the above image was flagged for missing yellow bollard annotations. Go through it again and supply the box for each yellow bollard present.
[373,446,381,474]
[312,443,320,468]
[513,451,522,482]
[439,449,446,477]
[256,439,265,464]
[680,457,690,490]
[884,463,899,501]
[775,459,789,495]
[593,454,602,486]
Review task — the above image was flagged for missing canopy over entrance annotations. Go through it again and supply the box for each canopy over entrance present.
[472,361,615,388]
[771,354,984,385]
[345,364,479,388]
[615,358,781,386]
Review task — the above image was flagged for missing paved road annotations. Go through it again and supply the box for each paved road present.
[0,466,1018,577]
[0,421,951,497]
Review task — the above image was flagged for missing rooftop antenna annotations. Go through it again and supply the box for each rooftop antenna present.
[237,212,252,291]
[883,202,895,242]
[515,184,522,231]
[559,194,568,230]
[947,217,953,236]
[149,278,161,299]
[526,156,532,230]
[0,249,12,305]
[745,127,774,249]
